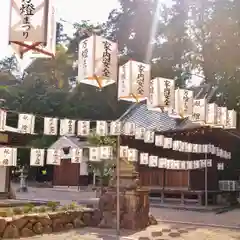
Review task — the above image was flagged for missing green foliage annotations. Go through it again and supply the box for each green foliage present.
[12,207,23,215]
[60,205,68,211]
[23,203,34,213]
[38,206,47,213]
[68,202,77,210]
[47,201,58,211]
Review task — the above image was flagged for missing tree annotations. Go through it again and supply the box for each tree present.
[87,132,117,187]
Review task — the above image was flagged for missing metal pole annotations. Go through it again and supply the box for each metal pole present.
[205,152,208,207]
[116,134,121,239]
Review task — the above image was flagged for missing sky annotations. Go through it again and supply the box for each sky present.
[0,0,120,60]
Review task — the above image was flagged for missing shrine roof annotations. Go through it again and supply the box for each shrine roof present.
[118,84,218,133]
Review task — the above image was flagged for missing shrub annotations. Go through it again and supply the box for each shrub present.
[47,201,58,211]
[38,206,47,213]
[23,203,34,214]
[68,202,77,210]
[12,207,23,215]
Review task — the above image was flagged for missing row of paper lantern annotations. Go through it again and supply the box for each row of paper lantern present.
[0,147,225,171]
[0,146,114,167]
[77,35,236,128]
[0,108,236,139]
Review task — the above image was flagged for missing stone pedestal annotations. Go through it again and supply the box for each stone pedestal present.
[121,189,149,230]
[98,158,150,230]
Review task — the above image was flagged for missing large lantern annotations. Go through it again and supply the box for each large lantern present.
[147,77,175,111]
[78,35,118,88]
[118,60,151,102]
[9,0,50,58]
[206,103,217,126]
[174,88,193,118]
[226,109,237,129]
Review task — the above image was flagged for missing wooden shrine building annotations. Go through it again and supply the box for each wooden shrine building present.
[118,85,240,206]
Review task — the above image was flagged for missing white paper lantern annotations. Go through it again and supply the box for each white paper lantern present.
[215,106,223,127]
[118,60,151,102]
[172,141,180,151]
[207,159,212,167]
[227,152,231,159]
[46,149,61,165]
[175,89,194,117]
[217,162,224,170]
[148,155,158,167]
[193,160,200,169]
[0,109,7,131]
[180,161,187,170]
[200,159,207,168]
[173,160,180,169]
[71,148,83,164]
[206,103,217,125]
[192,144,198,153]
[201,144,208,154]
[220,107,228,127]
[77,121,90,136]
[163,137,173,149]
[191,99,206,123]
[140,153,149,165]
[78,35,118,88]
[110,121,122,135]
[0,147,17,166]
[96,121,108,136]
[127,148,138,162]
[89,147,100,162]
[226,110,237,129]
[182,142,189,152]
[155,135,164,147]
[158,158,167,168]
[124,122,136,135]
[186,161,193,170]
[216,147,220,157]
[187,143,193,152]
[209,145,216,155]
[120,146,128,158]
[44,117,58,135]
[9,0,49,43]
[147,77,175,110]
[135,127,146,140]
[30,149,45,166]
[144,130,155,143]
[179,141,185,152]
[18,113,35,134]
[100,146,113,160]
[60,119,76,136]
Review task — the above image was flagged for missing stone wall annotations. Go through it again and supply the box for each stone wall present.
[0,208,101,239]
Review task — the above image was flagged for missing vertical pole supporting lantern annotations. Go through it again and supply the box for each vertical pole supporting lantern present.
[204,152,208,207]
[116,134,120,239]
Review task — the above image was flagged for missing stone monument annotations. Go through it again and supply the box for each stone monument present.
[98,158,150,230]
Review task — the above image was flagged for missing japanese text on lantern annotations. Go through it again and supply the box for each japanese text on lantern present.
[68,120,73,134]
[183,90,189,112]
[81,39,88,75]
[20,0,35,39]
[136,64,145,95]
[49,118,55,135]
[121,64,126,94]
[149,78,154,104]
[192,100,201,120]
[35,149,41,165]
[164,80,170,106]
[3,148,10,165]
[102,40,111,78]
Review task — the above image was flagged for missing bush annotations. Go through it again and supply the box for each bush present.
[38,206,47,213]
[23,203,34,213]
[68,202,77,210]
[47,201,58,211]
[12,207,23,215]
